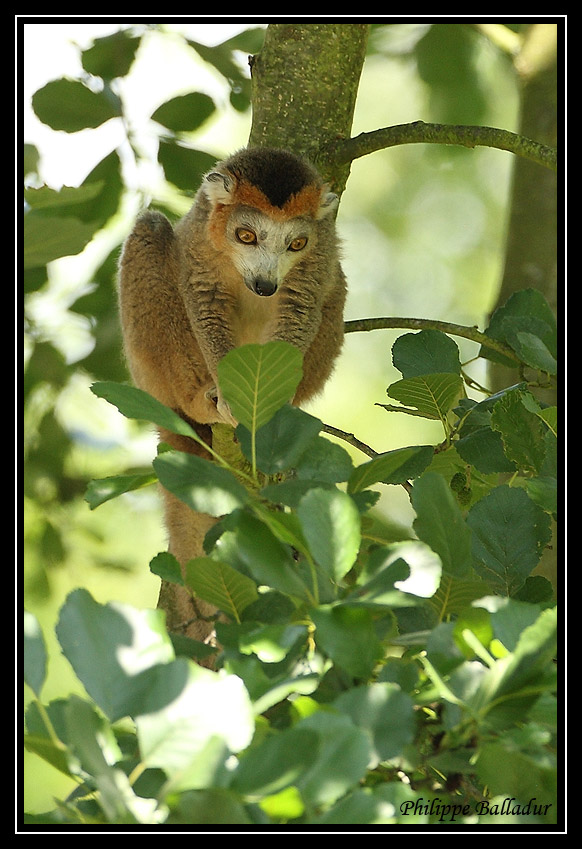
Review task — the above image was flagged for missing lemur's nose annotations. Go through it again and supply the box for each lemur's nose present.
[254,278,277,297]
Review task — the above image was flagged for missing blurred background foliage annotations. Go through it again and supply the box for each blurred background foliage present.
[22,21,557,811]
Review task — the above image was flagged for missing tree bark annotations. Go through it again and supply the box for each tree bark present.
[248,23,369,193]
[489,24,558,397]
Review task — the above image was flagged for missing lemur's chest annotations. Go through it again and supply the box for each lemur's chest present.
[233,284,280,345]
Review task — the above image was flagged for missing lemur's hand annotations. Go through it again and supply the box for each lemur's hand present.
[205,386,238,427]
[217,393,238,428]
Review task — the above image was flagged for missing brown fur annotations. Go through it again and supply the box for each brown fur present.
[118,148,346,661]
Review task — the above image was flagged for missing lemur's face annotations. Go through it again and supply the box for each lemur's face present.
[203,161,338,297]
[224,206,315,297]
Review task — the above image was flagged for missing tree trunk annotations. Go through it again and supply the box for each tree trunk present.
[248,23,369,193]
[490,23,557,399]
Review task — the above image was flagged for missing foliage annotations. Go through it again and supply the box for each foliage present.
[23,23,558,829]
[25,312,557,824]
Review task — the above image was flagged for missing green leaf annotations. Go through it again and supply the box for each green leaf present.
[524,476,557,514]
[168,789,251,825]
[55,589,176,722]
[455,425,517,474]
[348,445,433,493]
[295,436,354,482]
[293,711,371,807]
[153,452,249,517]
[136,663,254,781]
[24,183,104,210]
[184,557,258,623]
[23,212,97,268]
[212,511,312,602]
[149,551,184,585]
[466,486,552,596]
[230,727,320,799]
[411,472,472,578]
[297,488,361,582]
[334,683,416,766]
[385,373,464,421]
[490,388,548,474]
[481,288,557,369]
[218,341,303,433]
[152,91,216,132]
[85,471,157,510]
[91,381,203,442]
[24,611,47,696]
[64,695,122,779]
[392,329,461,378]
[351,541,441,608]
[81,30,142,79]
[32,78,121,132]
[237,404,322,474]
[311,605,382,679]
[158,142,216,191]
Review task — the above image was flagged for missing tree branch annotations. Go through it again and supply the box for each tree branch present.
[344,316,522,363]
[326,121,557,171]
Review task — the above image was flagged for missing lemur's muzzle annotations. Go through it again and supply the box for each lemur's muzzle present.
[252,278,278,297]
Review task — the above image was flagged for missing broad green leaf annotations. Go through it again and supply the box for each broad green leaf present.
[212,511,312,602]
[334,683,415,766]
[314,783,430,825]
[91,381,203,442]
[385,373,464,421]
[348,445,433,493]
[510,331,557,374]
[294,711,371,807]
[351,541,442,608]
[467,486,552,596]
[297,488,361,582]
[481,288,557,368]
[32,78,121,131]
[392,329,461,378]
[524,476,557,514]
[24,183,104,210]
[490,388,548,474]
[136,663,254,779]
[24,611,47,696]
[295,435,354,482]
[475,738,556,817]
[237,404,322,474]
[158,141,216,191]
[55,589,176,721]
[24,212,97,268]
[455,426,517,474]
[64,695,122,778]
[85,471,157,510]
[237,623,307,662]
[217,341,303,432]
[429,573,490,619]
[81,30,142,79]
[473,596,544,653]
[184,557,258,622]
[411,472,472,578]
[152,91,215,132]
[223,653,320,716]
[153,452,249,517]
[311,605,382,679]
[149,551,184,585]
[230,727,320,798]
[168,788,251,825]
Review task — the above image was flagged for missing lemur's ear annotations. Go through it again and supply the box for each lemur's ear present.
[317,189,339,219]
[204,168,236,205]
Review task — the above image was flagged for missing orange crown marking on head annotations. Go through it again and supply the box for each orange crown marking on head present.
[232,180,323,219]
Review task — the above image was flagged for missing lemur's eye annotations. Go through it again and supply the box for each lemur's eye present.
[288,236,308,252]
[236,228,257,245]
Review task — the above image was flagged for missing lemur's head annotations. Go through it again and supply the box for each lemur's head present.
[203,148,338,297]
